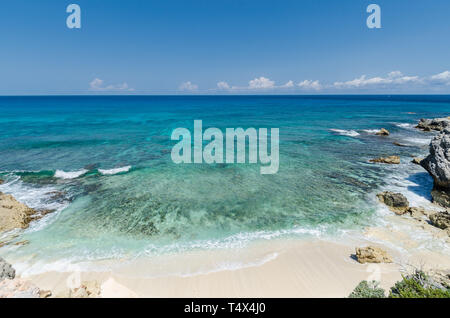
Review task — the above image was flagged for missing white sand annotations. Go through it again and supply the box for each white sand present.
[25,233,450,298]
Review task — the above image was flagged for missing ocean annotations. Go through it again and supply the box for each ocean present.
[1,95,449,275]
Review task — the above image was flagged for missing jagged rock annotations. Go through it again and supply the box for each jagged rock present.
[0,192,36,232]
[416,117,450,132]
[370,156,400,164]
[0,258,15,281]
[0,278,40,298]
[420,129,450,207]
[376,191,409,215]
[407,207,434,218]
[68,281,101,298]
[428,270,450,289]
[429,211,450,230]
[375,128,390,136]
[355,246,393,264]
[431,188,450,207]
[421,129,450,188]
[81,280,101,297]
[412,157,423,165]
[39,290,52,298]
[70,287,89,298]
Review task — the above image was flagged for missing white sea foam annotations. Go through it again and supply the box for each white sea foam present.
[175,252,279,278]
[329,129,360,137]
[54,169,88,179]
[394,123,414,129]
[0,177,69,233]
[366,156,450,255]
[403,137,431,145]
[361,129,380,134]
[98,166,131,175]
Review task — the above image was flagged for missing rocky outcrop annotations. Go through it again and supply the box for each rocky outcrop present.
[407,207,434,219]
[60,280,101,298]
[416,117,450,132]
[421,129,450,188]
[0,278,41,298]
[355,246,392,264]
[412,157,423,165]
[375,128,390,136]
[429,211,450,230]
[428,269,450,289]
[420,129,450,207]
[0,258,15,282]
[0,192,36,232]
[430,189,450,207]
[376,191,409,214]
[370,156,400,164]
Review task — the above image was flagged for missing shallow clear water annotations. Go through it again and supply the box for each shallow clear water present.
[1,95,449,271]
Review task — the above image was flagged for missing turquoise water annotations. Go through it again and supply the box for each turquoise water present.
[1,95,449,271]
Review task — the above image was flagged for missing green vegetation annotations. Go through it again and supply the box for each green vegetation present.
[348,281,386,298]
[349,270,450,298]
[389,270,450,298]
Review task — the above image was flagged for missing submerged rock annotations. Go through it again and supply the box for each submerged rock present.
[375,128,390,136]
[393,142,408,147]
[376,191,409,215]
[430,211,450,230]
[355,246,392,264]
[416,117,450,132]
[0,192,36,232]
[0,179,4,185]
[370,156,400,164]
[0,258,15,281]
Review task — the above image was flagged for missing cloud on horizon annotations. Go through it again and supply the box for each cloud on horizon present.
[211,70,450,93]
[89,78,134,91]
[430,71,450,85]
[179,81,198,91]
[216,77,319,91]
[333,71,421,89]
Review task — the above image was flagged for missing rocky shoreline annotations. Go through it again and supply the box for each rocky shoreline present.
[1,117,450,297]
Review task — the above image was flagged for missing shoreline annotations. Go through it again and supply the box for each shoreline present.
[23,236,450,298]
[1,117,450,297]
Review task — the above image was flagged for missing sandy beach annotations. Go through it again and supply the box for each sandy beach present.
[24,233,450,298]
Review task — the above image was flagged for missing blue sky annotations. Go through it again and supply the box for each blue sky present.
[1,0,450,95]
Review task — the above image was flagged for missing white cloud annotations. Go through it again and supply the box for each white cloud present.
[333,71,420,88]
[179,81,198,91]
[217,81,230,90]
[298,80,321,90]
[281,80,295,88]
[430,71,450,85]
[89,78,133,91]
[248,77,275,89]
